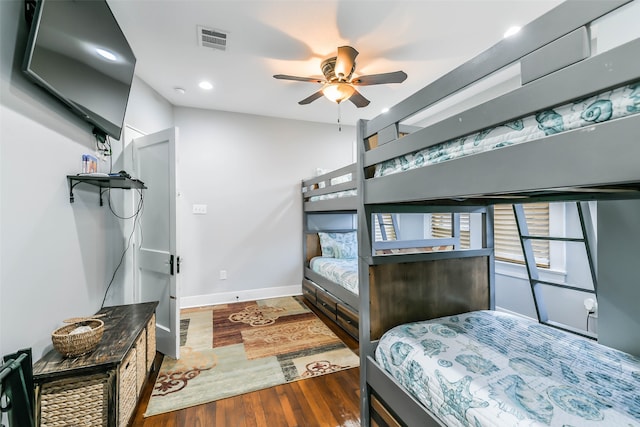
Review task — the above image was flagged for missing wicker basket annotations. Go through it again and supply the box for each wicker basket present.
[51,319,104,357]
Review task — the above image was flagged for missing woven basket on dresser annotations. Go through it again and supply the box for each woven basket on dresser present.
[39,373,109,427]
[51,319,104,357]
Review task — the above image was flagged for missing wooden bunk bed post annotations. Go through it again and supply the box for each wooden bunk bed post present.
[357,119,375,426]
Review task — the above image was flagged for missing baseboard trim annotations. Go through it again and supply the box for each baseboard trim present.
[180,284,302,309]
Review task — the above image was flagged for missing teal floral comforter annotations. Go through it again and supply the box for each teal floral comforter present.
[309,256,358,295]
[375,81,640,177]
[307,172,357,201]
[375,310,640,427]
[309,189,357,202]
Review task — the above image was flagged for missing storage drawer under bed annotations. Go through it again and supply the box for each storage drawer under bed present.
[302,279,317,304]
[336,303,358,338]
[315,288,338,320]
[371,394,403,427]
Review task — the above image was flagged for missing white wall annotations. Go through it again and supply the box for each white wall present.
[0,0,173,360]
[175,107,354,307]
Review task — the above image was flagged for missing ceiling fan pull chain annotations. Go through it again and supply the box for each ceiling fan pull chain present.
[337,103,342,132]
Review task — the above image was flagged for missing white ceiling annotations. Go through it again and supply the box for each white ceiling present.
[108,0,563,127]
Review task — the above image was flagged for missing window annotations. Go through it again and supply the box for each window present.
[430,204,550,267]
[431,213,470,248]
[494,203,550,268]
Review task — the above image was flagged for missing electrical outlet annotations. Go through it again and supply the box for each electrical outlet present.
[192,204,207,214]
[583,297,597,313]
[219,270,227,280]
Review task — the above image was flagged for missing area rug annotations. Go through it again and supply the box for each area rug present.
[144,296,359,417]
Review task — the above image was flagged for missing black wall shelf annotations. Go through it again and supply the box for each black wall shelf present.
[67,175,147,205]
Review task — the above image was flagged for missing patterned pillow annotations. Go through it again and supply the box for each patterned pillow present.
[318,231,357,259]
[318,232,336,258]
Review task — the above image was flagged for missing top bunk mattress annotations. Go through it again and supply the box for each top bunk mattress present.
[374,81,640,178]
[375,310,640,427]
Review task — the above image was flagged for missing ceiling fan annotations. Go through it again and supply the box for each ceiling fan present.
[273,46,407,108]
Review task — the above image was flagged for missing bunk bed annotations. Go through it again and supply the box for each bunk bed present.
[301,163,456,339]
[302,163,360,338]
[356,1,640,426]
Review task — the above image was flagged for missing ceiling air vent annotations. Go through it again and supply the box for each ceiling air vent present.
[197,26,228,51]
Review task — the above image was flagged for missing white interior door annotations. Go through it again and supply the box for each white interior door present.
[133,128,180,359]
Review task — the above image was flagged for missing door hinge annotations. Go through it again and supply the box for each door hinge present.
[169,254,174,275]
[177,256,181,274]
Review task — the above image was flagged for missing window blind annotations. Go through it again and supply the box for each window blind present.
[431,213,470,249]
[494,203,550,267]
[431,205,550,266]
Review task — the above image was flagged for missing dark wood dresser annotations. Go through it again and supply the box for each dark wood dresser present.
[32,302,158,427]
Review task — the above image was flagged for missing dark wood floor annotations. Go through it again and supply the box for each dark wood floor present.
[130,300,360,427]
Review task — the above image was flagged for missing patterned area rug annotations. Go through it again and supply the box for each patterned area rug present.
[144,296,359,417]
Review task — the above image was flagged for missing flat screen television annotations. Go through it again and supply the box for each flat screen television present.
[23,0,136,140]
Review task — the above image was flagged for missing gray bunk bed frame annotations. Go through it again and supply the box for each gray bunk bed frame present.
[302,163,360,337]
[355,0,640,426]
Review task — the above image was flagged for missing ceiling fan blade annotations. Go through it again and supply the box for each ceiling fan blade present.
[348,89,370,108]
[273,74,324,83]
[298,90,324,105]
[351,71,407,85]
[335,46,358,81]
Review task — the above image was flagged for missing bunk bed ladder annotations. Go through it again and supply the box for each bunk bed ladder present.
[513,202,597,339]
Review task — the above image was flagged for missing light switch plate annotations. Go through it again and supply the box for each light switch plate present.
[192,204,207,214]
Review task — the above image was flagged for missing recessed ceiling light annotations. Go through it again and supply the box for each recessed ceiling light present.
[96,48,117,61]
[199,81,213,90]
[504,26,521,38]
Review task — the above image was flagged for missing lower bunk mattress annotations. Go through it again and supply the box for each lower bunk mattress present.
[375,310,640,427]
[309,256,358,295]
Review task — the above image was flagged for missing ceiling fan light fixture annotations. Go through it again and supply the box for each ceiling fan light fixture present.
[274,45,406,108]
[322,82,355,104]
